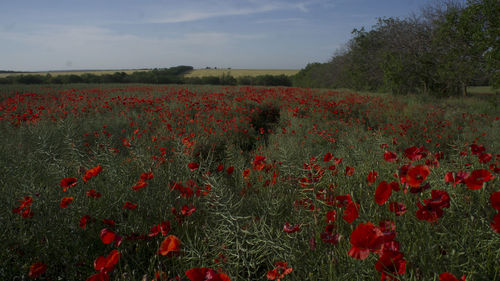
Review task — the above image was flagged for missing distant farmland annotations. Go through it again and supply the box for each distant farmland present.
[184,68,299,77]
[0,69,299,78]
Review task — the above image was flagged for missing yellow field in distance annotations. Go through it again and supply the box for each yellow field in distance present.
[184,69,299,78]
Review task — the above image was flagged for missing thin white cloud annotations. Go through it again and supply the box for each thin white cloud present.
[144,1,312,24]
[254,17,306,24]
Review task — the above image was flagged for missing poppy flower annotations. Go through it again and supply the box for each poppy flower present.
[439,272,466,281]
[326,210,336,223]
[226,166,234,175]
[132,179,148,190]
[83,165,102,182]
[100,228,116,244]
[384,151,397,162]
[283,222,301,233]
[323,152,333,162]
[185,268,230,281]
[86,271,109,281]
[94,249,121,272]
[375,250,406,280]
[345,166,355,176]
[216,164,224,172]
[478,153,492,163]
[181,204,196,216]
[343,200,359,224]
[464,169,494,190]
[491,191,500,211]
[13,196,34,218]
[140,172,154,181]
[267,261,292,281]
[123,201,138,210]
[60,177,77,191]
[406,165,430,187]
[348,222,384,260]
[80,214,92,229]
[86,189,102,198]
[404,146,427,161]
[367,171,378,185]
[416,190,450,222]
[60,197,74,209]
[470,144,485,155]
[149,220,171,237]
[252,155,267,171]
[188,162,199,171]
[388,202,407,216]
[242,168,250,180]
[28,262,47,279]
[375,181,392,205]
[158,235,181,256]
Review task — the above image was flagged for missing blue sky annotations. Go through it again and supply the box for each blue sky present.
[1,0,438,71]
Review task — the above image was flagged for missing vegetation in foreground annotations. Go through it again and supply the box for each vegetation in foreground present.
[1,84,498,281]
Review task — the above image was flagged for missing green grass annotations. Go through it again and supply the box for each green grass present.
[0,84,498,281]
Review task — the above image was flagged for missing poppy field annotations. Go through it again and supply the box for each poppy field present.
[1,84,498,281]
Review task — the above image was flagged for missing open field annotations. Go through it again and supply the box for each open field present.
[1,84,498,280]
[184,69,300,77]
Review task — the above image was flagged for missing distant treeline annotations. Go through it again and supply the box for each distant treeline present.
[0,66,292,87]
[293,0,499,96]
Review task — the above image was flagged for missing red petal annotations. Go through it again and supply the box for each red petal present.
[375,181,392,205]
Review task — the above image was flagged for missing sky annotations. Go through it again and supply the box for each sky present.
[0,0,438,71]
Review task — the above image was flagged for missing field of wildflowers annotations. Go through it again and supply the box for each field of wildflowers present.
[1,84,498,280]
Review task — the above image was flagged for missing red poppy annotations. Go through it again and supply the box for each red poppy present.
[216,164,224,172]
[404,146,427,161]
[252,155,267,171]
[375,250,406,280]
[416,190,450,222]
[60,177,77,191]
[464,169,494,190]
[80,214,91,229]
[86,189,102,198]
[388,202,407,216]
[140,172,154,181]
[478,153,492,163]
[149,220,171,237]
[323,152,333,162]
[100,228,116,244]
[12,196,34,218]
[367,170,378,185]
[326,210,336,223]
[375,181,392,205]
[158,235,181,256]
[181,204,196,216]
[242,168,250,180]
[348,222,384,260]
[470,144,485,155]
[405,165,430,187]
[123,201,138,210]
[491,191,500,211]
[86,271,109,281]
[185,268,230,281]
[188,162,199,171]
[60,197,74,209]
[226,166,234,175]
[132,179,148,190]
[283,222,301,233]
[94,249,121,272]
[439,272,466,281]
[267,261,292,281]
[345,166,355,176]
[384,151,397,162]
[83,165,102,182]
[343,200,359,224]
[28,262,47,279]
